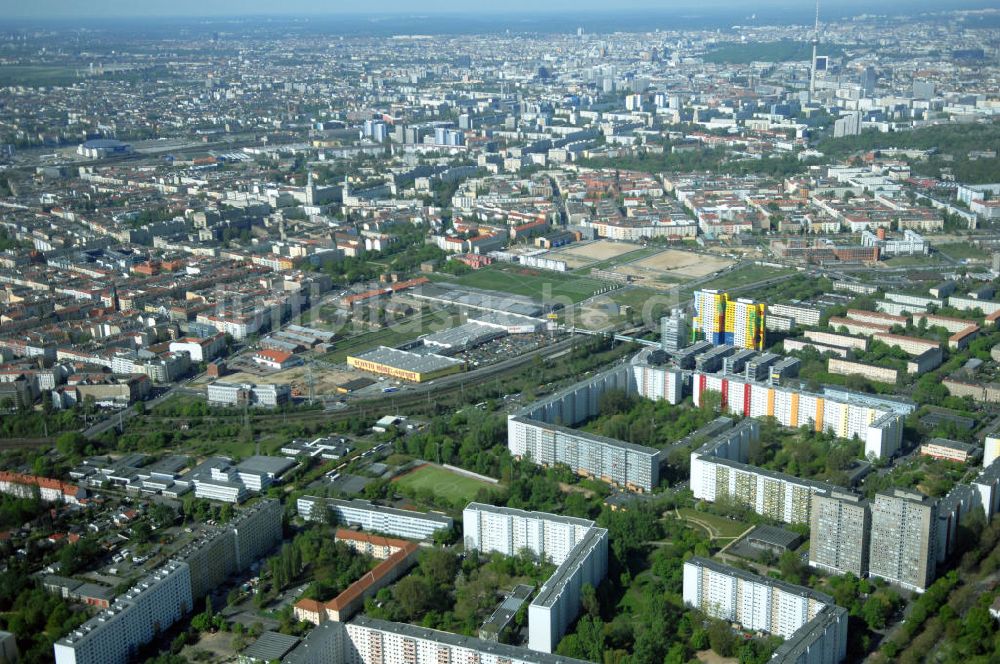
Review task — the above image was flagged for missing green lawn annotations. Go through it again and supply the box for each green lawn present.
[935,243,992,261]
[690,264,795,296]
[676,507,750,539]
[436,264,604,303]
[394,464,496,504]
[0,65,80,86]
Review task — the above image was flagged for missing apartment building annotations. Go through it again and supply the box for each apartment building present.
[54,562,193,664]
[462,503,595,564]
[768,302,824,327]
[845,309,906,329]
[528,527,608,653]
[827,317,890,337]
[339,616,588,664]
[682,558,847,664]
[689,420,833,524]
[462,503,609,655]
[297,497,453,540]
[508,417,660,493]
[870,333,939,357]
[785,338,851,358]
[508,360,664,492]
[869,490,938,592]
[174,499,283,600]
[691,371,907,459]
[660,309,689,352]
[827,358,898,384]
[809,491,871,577]
[692,289,766,350]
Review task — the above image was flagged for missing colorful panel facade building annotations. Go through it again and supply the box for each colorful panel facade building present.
[693,289,766,351]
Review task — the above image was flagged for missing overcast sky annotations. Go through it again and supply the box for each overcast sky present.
[0,0,983,20]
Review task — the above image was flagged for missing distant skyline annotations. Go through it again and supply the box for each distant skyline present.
[1,0,995,20]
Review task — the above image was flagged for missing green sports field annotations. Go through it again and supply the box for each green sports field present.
[436,263,605,303]
[393,464,496,504]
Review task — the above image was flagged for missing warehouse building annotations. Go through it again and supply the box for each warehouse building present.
[346,346,465,382]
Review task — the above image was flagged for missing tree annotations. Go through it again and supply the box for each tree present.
[580,583,600,618]
[55,432,87,458]
[708,619,737,657]
[778,550,805,585]
[393,576,431,620]
[862,593,893,630]
[419,549,458,588]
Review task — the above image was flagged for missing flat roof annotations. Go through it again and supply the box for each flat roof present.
[322,497,454,526]
[423,321,503,347]
[240,631,300,661]
[464,502,595,529]
[924,438,980,452]
[533,528,608,608]
[236,455,297,475]
[350,616,590,664]
[686,556,834,605]
[509,416,661,457]
[746,524,802,549]
[350,345,464,374]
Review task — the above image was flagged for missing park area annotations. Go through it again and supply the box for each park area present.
[392,463,496,505]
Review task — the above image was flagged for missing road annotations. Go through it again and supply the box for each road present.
[83,381,202,439]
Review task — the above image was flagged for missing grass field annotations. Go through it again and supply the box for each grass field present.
[393,464,495,504]
[438,263,604,303]
[935,243,992,261]
[689,264,794,296]
[0,65,81,86]
[676,507,750,539]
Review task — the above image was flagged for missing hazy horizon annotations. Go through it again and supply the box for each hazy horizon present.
[1,0,996,20]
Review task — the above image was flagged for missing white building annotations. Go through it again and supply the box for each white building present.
[54,561,193,664]
[683,557,847,664]
[298,497,453,540]
[207,382,290,408]
[691,371,908,460]
[461,503,609,655]
[286,616,589,664]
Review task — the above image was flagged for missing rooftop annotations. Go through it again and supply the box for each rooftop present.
[349,345,464,374]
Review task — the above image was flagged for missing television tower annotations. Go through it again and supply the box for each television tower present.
[809,0,821,102]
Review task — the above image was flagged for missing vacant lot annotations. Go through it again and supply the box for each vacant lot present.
[393,463,495,504]
[632,249,735,278]
[554,240,644,261]
[215,365,361,395]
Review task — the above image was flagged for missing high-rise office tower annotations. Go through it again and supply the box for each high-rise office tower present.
[809,490,871,577]
[869,489,937,592]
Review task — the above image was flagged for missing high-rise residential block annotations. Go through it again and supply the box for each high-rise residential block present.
[809,490,871,577]
[683,557,847,663]
[660,309,689,352]
[692,290,766,350]
[869,489,937,592]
